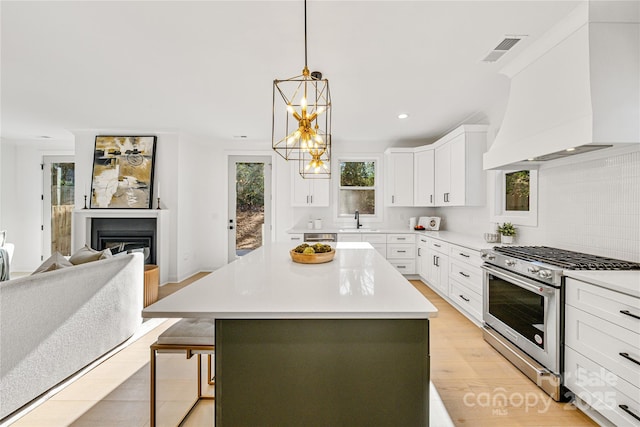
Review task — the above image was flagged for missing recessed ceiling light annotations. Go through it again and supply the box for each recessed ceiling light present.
[397,113,409,119]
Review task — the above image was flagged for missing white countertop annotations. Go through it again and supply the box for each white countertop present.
[142,242,438,319]
[564,270,640,298]
[289,228,495,252]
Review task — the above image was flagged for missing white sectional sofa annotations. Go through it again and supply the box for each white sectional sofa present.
[0,252,144,420]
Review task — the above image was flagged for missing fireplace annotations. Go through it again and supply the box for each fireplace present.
[91,218,156,265]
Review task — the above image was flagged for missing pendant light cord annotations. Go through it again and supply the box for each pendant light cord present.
[304,0,308,69]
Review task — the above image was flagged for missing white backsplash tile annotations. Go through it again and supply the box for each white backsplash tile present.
[520,150,640,262]
[439,150,640,262]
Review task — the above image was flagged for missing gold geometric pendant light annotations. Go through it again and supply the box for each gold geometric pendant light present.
[272,0,332,179]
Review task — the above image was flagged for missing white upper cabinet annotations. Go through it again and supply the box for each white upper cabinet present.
[384,149,414,206]
[291,163,330,207]
[433,125,487,207]
[414,148,435,207]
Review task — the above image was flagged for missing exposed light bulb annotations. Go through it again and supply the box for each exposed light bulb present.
[398,113,409,119]
[287,105,295,114]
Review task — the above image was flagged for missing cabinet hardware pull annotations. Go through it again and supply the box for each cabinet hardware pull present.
[434,244,441,247]
[392,195,395,203]
[418,248,421,256]
[620,309,640,320]
[430,194,433,204]
[398,250,406,253]
[310,195,313,204]
[397,237,406,240]
[459,272,470,278]
[434,256,439,267]
[306,195,309,204]
[619,352,640,366]
[459,295,470,302]
[397,265,405,269]
[291,237,301,241]
[459,253,470,258]
[619,404,640,422]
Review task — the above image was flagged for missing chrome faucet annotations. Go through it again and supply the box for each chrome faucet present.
[354,210,362,229]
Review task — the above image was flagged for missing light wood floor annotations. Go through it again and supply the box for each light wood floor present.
[6,274,597,426]
[410,280,597,427]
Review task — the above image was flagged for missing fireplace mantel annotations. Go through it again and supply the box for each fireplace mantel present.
[73,209,170,284]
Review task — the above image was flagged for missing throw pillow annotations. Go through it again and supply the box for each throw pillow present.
[32,251,73,275]
[69,245,112,265]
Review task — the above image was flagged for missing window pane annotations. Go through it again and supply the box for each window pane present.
[505,170,530,211]
[340,161,375,187]
[339,189,375,215]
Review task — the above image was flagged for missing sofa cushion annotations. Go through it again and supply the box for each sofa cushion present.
[32,252,73,275]
[69,245,112,265]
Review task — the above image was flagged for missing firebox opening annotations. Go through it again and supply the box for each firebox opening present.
[91,218,156,265]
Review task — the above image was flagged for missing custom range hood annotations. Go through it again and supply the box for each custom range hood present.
[484,1,639,170]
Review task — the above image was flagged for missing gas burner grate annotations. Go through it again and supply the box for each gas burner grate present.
[493,246,640,270]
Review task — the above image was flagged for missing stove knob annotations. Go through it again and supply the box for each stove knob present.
[527,266,540,273]
[481,253,495,260]
[538,270,552,280]
[505,259,516,267]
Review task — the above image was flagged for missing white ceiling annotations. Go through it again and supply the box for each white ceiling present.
[1,1,581,146]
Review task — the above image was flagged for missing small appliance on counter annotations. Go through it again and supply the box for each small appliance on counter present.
[417,216,441,231]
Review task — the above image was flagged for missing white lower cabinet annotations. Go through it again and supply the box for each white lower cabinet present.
[448,279,482,321]
[386,233,416,274]
[288,234,304,243]
[565,278,640,426]
[336,232,413,274]
[421,238,449,295]
[416,236,429,280]
[362,233,386,256]
[416,237,483,324]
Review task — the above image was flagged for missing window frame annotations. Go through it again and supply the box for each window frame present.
[334,155,382,223]
[489,169,538,227]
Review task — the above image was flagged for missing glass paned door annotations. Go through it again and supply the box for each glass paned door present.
[43,156,75,258]
[228,156,272,263]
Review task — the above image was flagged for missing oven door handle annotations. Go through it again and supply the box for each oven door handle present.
[482,265,553,296]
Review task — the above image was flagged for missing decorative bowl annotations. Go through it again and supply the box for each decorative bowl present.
[290,249,336,264]
[484,233,500,243]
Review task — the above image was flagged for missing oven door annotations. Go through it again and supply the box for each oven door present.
[482,264,561,374]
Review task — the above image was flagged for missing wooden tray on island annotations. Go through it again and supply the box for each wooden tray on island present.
[290,249,336,264]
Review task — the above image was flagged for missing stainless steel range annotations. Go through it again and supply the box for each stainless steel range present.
[481,246,640,401]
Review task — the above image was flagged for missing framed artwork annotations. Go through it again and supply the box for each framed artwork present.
[90,136,157,209]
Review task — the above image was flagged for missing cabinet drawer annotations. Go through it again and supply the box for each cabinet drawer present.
[361,233,387,244]
[449,245,482,268]
[429,239,450,255]
[566,305,640,386]
[565,347,640,427]
[387,234,416,244]
[387,244,416,259]
[449,259,482,293]
[566,278,640,333]
[388,259,415,274]
[337,234,362,242]
[449,279,482,321]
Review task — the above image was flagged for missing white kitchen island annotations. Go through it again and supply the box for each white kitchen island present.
[143,242,438,426]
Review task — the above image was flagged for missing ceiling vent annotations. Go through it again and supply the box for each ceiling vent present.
[481,36,524,63]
